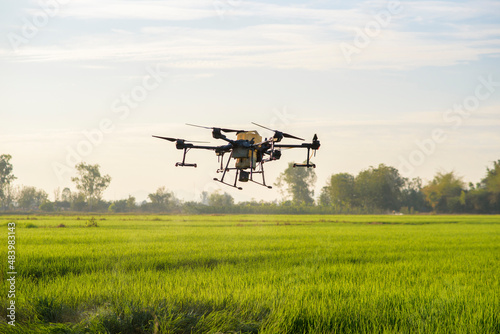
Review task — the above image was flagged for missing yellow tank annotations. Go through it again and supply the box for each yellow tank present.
[235,131,262,169]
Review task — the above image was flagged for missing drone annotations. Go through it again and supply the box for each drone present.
[153,123,320,190]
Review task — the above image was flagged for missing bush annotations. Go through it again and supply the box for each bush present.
[85,217,98,227]
[39,201,55,212]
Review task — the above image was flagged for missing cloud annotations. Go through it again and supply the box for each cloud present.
[2,1,499,70]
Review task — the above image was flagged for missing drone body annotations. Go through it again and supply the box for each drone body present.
[153,123,320,190]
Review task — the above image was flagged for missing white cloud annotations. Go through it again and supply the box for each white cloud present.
[3,22,499,70]
[1,1,498,70]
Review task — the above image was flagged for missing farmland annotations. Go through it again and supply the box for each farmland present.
[1,214,499,333]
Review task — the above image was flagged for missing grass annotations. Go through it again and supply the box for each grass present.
[0,214,499,333]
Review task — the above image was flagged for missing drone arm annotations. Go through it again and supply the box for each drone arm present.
[274,135,320,168]
[188,144,225,151]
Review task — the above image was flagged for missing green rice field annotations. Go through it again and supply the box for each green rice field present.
[1,214,499,333]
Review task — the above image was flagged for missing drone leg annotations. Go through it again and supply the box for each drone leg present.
[182,148,188,164]
[215,152,232,183]
[292,148,316,168]
[234,169,239,187]
[213,156,243,190]
[248,162,272,189]
[249,148,254,181]
[217,153,225,172]
[261,163,272,188]
[175,148,197,167]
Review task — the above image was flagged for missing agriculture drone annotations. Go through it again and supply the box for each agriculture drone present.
[153,123,320,190]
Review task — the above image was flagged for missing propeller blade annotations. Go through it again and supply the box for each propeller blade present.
[186,123,245,133]
[152,135,208,143]
[251,122,304,141]
[186,123,212,130]
[282,133,304,141]
[152,135,176,142]
[251,122,274,132]
[220,127,246,133]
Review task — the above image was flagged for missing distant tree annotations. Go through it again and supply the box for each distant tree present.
[355,164,404,211]
[200,191,209,205]
[108,199,127,213]
[465,160,500,213]
[422,171,465,213]
[148,186,173,211]
[61,187,71,202]
[54,187,72,211]
[0,154,16,209]
[275,162,317,205]
[126,195,137,212]
[400,177,429,213]
[53,187,61,202]
[71,162,111,210]
[318,186,331,206]
[39,201,55,212]
[324,173,356,211]
[208,191,234,207]
[71,192,87,211]
[481,160,500,210]
[17,186,48,210]
[466,188,491,213]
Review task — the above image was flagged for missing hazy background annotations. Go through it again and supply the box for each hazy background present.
[1,0,499,203]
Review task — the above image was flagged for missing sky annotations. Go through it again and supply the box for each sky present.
[1,0,499,203]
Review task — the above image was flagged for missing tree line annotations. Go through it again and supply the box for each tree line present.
[1,154,499,214]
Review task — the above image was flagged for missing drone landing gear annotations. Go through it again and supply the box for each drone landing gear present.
[249,164,272,189]
[175,148,197,167]
[213,177,243,190]
[293,163,315,168]
[214,152,243,190]
[214,156,272,190]
[293,147,316,168]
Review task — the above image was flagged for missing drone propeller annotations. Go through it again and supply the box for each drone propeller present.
[152,135,208,143]
[186,123,246,133]
[251,122,304,141]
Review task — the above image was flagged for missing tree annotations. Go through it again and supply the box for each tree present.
[71,162,111,210]
[17,186,48,210]
[61,187,72,202]
[0,154,16,209]
[355,164,404,211]
[318,186,331,206]
[2,184,18,210]
[108,199,127,213]
[324,173,356,211]
[400,177,428,213]
[126,195,137,212]
[422,171,465,213]
[208,191,234,207]
[481,160,500,210]
[275,162,317,205]
[39,201,55,212]
[148,186,173,211]
[71,192,87,211]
